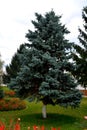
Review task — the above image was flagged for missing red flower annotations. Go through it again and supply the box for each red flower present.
[0,122,5,130]
[52,127,56,130]
[0,126,4,130]
[33,125,38,130]
[41,125,45,130]
[58,127,61,130]
[14,123,20,130]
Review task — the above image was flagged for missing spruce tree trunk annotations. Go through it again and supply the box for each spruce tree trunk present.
[42,104,47,118]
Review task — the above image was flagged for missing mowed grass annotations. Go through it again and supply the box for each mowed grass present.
[0,98,87,130]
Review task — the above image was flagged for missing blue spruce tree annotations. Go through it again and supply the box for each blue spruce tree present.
[9,10,82,118]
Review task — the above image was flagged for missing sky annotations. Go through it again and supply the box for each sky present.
[0,0,86,68]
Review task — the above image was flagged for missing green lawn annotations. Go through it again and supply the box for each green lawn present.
[0,98,87,130]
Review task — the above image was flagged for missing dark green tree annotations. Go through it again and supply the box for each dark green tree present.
[0,54,4,71]
[9,10,82,118]
[0,54,4,85]
[72,6,87,90]
[0,54,4,97]
[3,43,28,84]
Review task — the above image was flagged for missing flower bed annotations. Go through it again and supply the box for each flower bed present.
[0,118,61,130]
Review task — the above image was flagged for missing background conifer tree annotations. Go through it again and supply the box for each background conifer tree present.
[72,6,87,90]
[0,54,4,85]
[3,43,28,84]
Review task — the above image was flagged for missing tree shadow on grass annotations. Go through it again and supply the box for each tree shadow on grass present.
[20,113,78,127]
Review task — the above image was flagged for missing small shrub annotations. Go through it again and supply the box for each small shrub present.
[4,90,16,97]
[0,98,26,111]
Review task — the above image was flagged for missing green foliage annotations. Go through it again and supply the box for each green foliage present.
[72,6,87,89]
[0,89,4,99]
[0,54,4,70]
[0,54,4,85]
[9,10,82,108]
